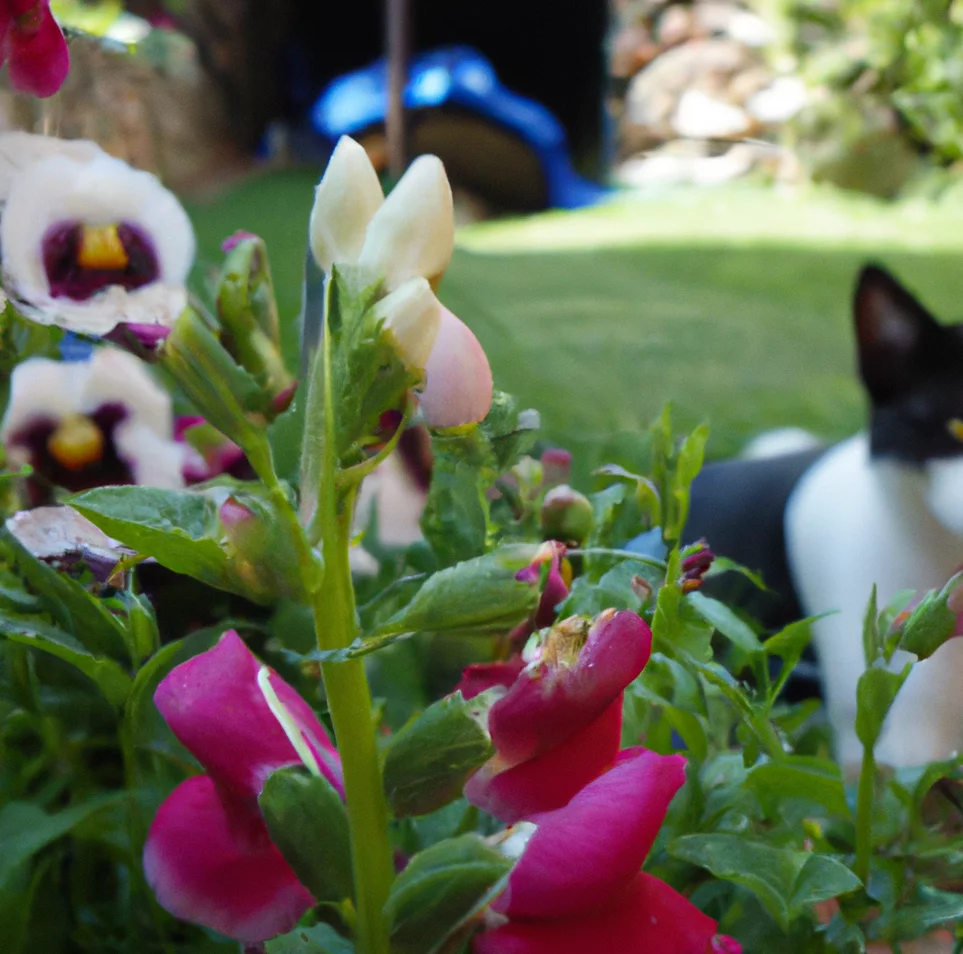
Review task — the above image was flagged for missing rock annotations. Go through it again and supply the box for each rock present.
[655,5,698,48]
[672,88,754,139]
[622,38,760,150]
[746,75,807,124]
[616,138,783,188]
[610,22,660,78]
[694,2,775,46]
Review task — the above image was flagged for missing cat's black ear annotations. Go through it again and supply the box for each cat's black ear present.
[854,264,939,403]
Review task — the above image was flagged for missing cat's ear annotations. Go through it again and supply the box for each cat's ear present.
[854,264,939,403]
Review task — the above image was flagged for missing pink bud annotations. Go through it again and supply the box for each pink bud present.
[418,306,493,428]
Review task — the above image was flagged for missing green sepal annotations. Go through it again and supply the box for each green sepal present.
[384,834,512,954]
[216,236,295,408]
[160,306,269,455]
[259,767,354,903]
[896,575,962,661]
[383,689,499,817]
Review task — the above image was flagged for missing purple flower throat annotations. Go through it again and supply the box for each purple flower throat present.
[43,221,159,301]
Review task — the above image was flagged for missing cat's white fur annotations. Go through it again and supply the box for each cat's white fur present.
[785,434,963,772]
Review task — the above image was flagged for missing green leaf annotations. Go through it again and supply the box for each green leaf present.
[384,834,512,954]
[71,485,231,581]
[687,591,762,655]
[670,834,861,930]
[0,613,131,708]
[862,584,880,667]
[874,885,963,941]
[160,306,266,451]
[897,583,960,661]
[265,923,354,954]
[1,528,127,659]
[259,767,353,902]
[855,664,912,749]
[0,796,123,884]
[383,690,497,817]
[420,456,489,568]
[665,423,708,543]
[376,545,541,638]
[69,484,285,604]
[745,758,851,818]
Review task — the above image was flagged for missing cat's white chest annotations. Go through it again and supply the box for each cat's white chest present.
[785,435,963,770]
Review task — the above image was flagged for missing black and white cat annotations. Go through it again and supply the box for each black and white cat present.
[686,265,963,772]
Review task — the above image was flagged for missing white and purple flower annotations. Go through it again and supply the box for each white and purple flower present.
[1,346,187,498]
[0,133,194,345]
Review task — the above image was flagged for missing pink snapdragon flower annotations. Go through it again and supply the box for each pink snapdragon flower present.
[1,0,69,98]
[474,748,739,954]
[463,609,652,823]
[144,631,343,943]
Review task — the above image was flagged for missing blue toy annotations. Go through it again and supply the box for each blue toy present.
[310,46,607,211]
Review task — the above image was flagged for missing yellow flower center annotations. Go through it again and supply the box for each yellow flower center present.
[77,224,129,271]
[47,414,105,470]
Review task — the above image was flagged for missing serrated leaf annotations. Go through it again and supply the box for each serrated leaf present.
[384,834,512,954]
[687,591,762,655]
[384,690,497,817]
[259,767,353,902]
[0,613,131,708]
[670,834,861,930]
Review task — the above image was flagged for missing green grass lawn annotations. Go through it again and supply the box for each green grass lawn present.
[186,171,963,483]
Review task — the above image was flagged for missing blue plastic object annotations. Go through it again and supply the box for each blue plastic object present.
[59,333,94,362]
[310,46,607,211]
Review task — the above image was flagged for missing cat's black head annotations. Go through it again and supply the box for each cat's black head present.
[854,264,963,463]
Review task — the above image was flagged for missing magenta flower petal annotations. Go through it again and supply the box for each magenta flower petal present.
[474,873,718,954]
[464,699,622,823]
[4,1,69,98]
[143,775,314,943]
[154,630,343,800]
[493,748,686,920]
[418,306,493,428]
[455,656,526,701]
[489,610,652,766]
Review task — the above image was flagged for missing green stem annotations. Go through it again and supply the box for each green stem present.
[313,498,394,954]
[854,745,876,884]
[310,292,393,954]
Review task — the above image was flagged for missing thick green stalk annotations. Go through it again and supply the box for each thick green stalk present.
[854,745,876,884]
[311,302,393,954]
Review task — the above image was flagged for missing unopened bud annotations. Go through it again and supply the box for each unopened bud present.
[541,484,594,543]
[309,136,384,275]
[372,277,441,372]
[679,540,714,593]
[357,154,454,290]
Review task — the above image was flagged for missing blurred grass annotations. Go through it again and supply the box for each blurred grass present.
[186,171,963,483]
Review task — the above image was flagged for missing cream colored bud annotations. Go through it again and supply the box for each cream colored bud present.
[357,154,454,290]
[308,136,384,274]
[373,277,441,372]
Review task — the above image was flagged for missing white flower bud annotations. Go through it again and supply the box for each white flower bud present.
[371,277,441,372]
[308,136,384,274]
[357,154,454,290]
